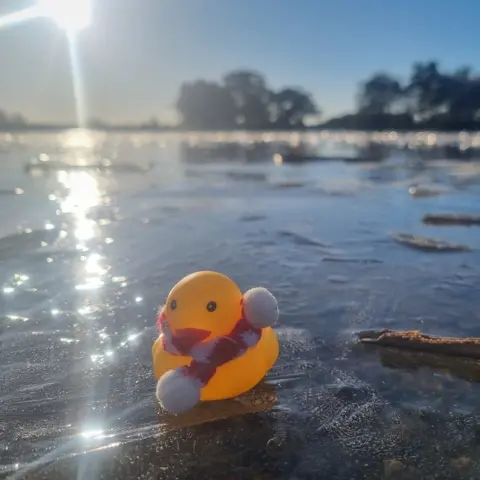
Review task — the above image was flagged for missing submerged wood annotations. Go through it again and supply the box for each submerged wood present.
[423,213,480,226]
[375,346,480,383]
[408,185,451,197]
[390,232,471,252]
[359,329,480,359]
[275,154,350,163]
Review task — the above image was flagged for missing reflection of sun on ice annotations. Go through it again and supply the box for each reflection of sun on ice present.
[74,218,96,243]
[64,129,95,150]
[57,170,101,245]
[57,170,100,215]
[55,170,109,292]
[85,253,107,276]
[37,0,92,32]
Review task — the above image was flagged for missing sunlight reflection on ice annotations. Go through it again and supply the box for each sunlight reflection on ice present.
[90,329,144,363]
[84,253,107,276]
[112,276,127,283]
[2,274,30,294]
[64,130,95,150]
[13,274,29,285]
[6,314,29,322]
[57,170,101,215]
[56,170,102,252]
[54,168,111,295]
[80,429,104,440]
[75,278,104,291]
[90,354,103,363]
[74,218,96,242]
[59,337,79,344]
[127,333,140,342]
[77,305,94,316]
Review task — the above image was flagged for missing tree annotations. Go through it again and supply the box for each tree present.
[405,61,451,119]
[357,73,403,114]
[87,117,107,129]
[404,61,480,126]
[176,80,236,129]
[0,110,8,126]
[273,88,319,127]
[453,66,472,81]
[447,77,480,124]
[175,70,320,130]
[223,70,272,128]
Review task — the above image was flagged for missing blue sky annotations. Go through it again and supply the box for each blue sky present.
[0,0,479,123]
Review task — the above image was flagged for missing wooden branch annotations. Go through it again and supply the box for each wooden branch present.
[358,329,480,359]
[423,213,480,226]
[156,381,277,430]
[390,232,471,252]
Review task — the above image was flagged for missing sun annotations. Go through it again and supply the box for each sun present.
[37,0,92,32]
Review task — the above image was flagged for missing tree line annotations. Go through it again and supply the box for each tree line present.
[2,61,480,131]
[0,111,27,128]
[176,70,318,130]
[176,62,480,131]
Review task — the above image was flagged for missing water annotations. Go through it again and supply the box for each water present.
[1,130,480,479]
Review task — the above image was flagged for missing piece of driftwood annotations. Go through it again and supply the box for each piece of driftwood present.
[423,213,480,226]
[359,329,480,359]
[408,185,450,198]
[156,381,278,432]
[390,232,471,252]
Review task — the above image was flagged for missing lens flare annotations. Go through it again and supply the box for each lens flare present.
[37,0,92,32]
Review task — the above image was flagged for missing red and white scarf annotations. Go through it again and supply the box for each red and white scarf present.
[156,301,262,386]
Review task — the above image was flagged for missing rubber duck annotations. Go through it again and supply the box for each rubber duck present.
[153,271,279,414]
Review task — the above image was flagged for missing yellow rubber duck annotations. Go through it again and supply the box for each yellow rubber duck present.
[153,271,279,414]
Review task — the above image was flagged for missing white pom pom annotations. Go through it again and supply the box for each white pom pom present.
[156,369,202,414]
[243,287,279,328]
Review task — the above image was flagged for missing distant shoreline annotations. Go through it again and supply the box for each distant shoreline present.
[4,61,480,135]
[1,125,480,134]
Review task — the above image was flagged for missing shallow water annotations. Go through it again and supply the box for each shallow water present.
[1,130,480,479]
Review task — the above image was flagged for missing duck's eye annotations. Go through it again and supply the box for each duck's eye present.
[170,300,177,311]
[206,301,217,312]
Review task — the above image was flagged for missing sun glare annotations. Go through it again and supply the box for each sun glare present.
[37,0,92,32]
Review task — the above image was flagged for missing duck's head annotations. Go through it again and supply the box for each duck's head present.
[158,271,279,345]
[159,271,243,343]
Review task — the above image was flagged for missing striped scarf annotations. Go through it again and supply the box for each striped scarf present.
[156,302,262,386]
